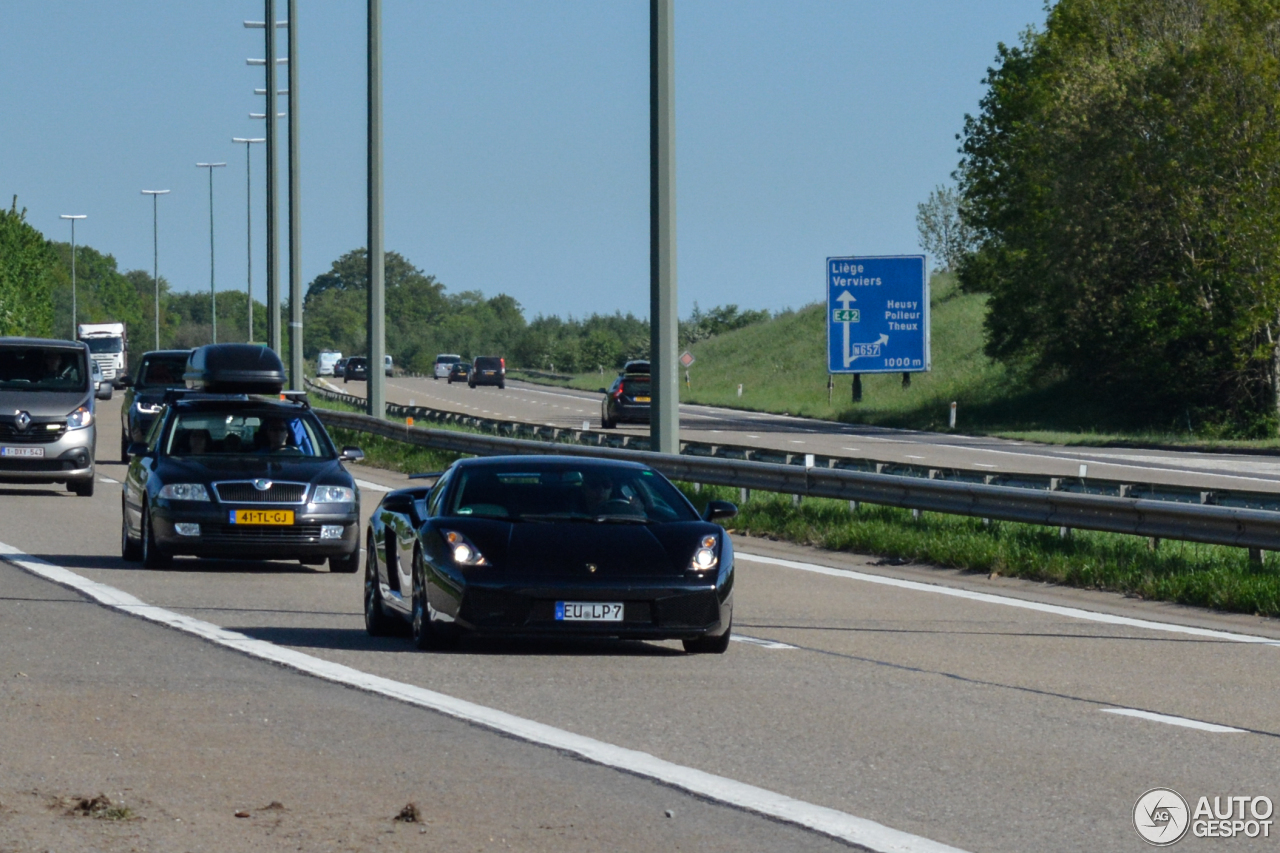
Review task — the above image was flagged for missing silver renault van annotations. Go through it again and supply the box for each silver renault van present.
[0,338,100,496]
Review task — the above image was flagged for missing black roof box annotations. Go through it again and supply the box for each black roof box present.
[184,344,286,394]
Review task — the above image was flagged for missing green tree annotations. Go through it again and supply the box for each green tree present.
[915,185,975,273]
[0,198,56,337]
[958,0,1280,431]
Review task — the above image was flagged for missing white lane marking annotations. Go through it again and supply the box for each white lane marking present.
[1100,709,1245,733]
[905,455,926,460]
[0,543,967,853]
[973,463,997,469]
[731,635,798,650]
[354,478,391,493]
[98,476,119,484]
[736,553,1280,648]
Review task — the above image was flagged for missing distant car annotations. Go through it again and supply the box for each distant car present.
[121,344,365,572]
[601,371,651,429]
[385,354,394,377]
[333,358,346,378]
[362,455,737,653]
[433,353,462,380]
[344,357,368,383]
[447,362,471,384]
[91,359,113,400]
[469,356,505,389]
[120,349,194,461]
[318,351,343,376]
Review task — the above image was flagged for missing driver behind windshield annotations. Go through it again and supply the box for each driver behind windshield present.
[257,416,293,453]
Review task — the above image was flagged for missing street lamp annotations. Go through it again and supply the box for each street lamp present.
[232,138,264,342]
[196,162,227,343]
[140,190,170,350]
[59,214,87,338]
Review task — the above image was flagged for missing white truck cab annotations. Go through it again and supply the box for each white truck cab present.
[77,323,127,387]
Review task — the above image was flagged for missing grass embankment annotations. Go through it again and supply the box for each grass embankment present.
[677,484,1280,618]
[529,274,1280,450]
[309,391,465,475]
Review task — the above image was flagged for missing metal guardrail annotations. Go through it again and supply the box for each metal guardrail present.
[314,405,1280,552]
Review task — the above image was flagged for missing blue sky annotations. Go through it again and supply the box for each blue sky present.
[1,1,1046,320]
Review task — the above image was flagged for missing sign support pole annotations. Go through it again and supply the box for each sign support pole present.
[366,0,386,420]
[650,0,678,454]
[287,0,303,389]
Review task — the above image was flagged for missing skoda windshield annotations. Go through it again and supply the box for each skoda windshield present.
[0,346,88,392]
[165,409,336,459]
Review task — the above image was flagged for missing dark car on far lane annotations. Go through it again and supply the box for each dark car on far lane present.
[121,344,365,571]
[362,455,736,653]
[343,356,368,383]
[601,371,651,429]
[447,361,470,384]
[469,356,505,389]
[120,349,193,461]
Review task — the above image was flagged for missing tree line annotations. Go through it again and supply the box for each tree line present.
[0,215,771,376]
[923,0,1280,435]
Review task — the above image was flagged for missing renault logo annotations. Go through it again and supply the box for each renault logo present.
[14,411,30,432]
[253,479,273,491]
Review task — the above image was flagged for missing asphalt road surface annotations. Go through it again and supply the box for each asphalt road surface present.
[3,395,1280,851]
[335,374,1280,494]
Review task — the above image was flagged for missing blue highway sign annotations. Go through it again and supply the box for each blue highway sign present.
[826,255,929,374]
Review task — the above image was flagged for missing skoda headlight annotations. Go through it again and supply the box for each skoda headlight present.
[689,535,719,572]
[66,406,94,430]
[135,401,164,414]
[442,529,488,566]
[313,485,355,504]
[158,483,210,501]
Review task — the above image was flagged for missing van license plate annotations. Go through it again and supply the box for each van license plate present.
[556,602,623,622]
[1,446,44,458]
[230,509,294,525]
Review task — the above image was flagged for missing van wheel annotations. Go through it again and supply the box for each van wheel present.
[69,477,94,497]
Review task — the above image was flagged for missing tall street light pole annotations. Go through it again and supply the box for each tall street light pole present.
[650,0,678,454]
[59,214,86,338]
[287,0,303,389]
[246,5,285,356]
[232,137,265,342]
[196,162,226,343]
[140,190,170,350]
[367,0,386,420]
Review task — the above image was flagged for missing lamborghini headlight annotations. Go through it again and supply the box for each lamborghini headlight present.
[689,535,719,571]
[442,529,488,566]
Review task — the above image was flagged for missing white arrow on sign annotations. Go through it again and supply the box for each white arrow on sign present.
[836,288,888,366]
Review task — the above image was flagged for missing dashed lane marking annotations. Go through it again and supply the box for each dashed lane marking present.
[1100,709,1245,733]
[731,635,798,650]
[0,542,969,853]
